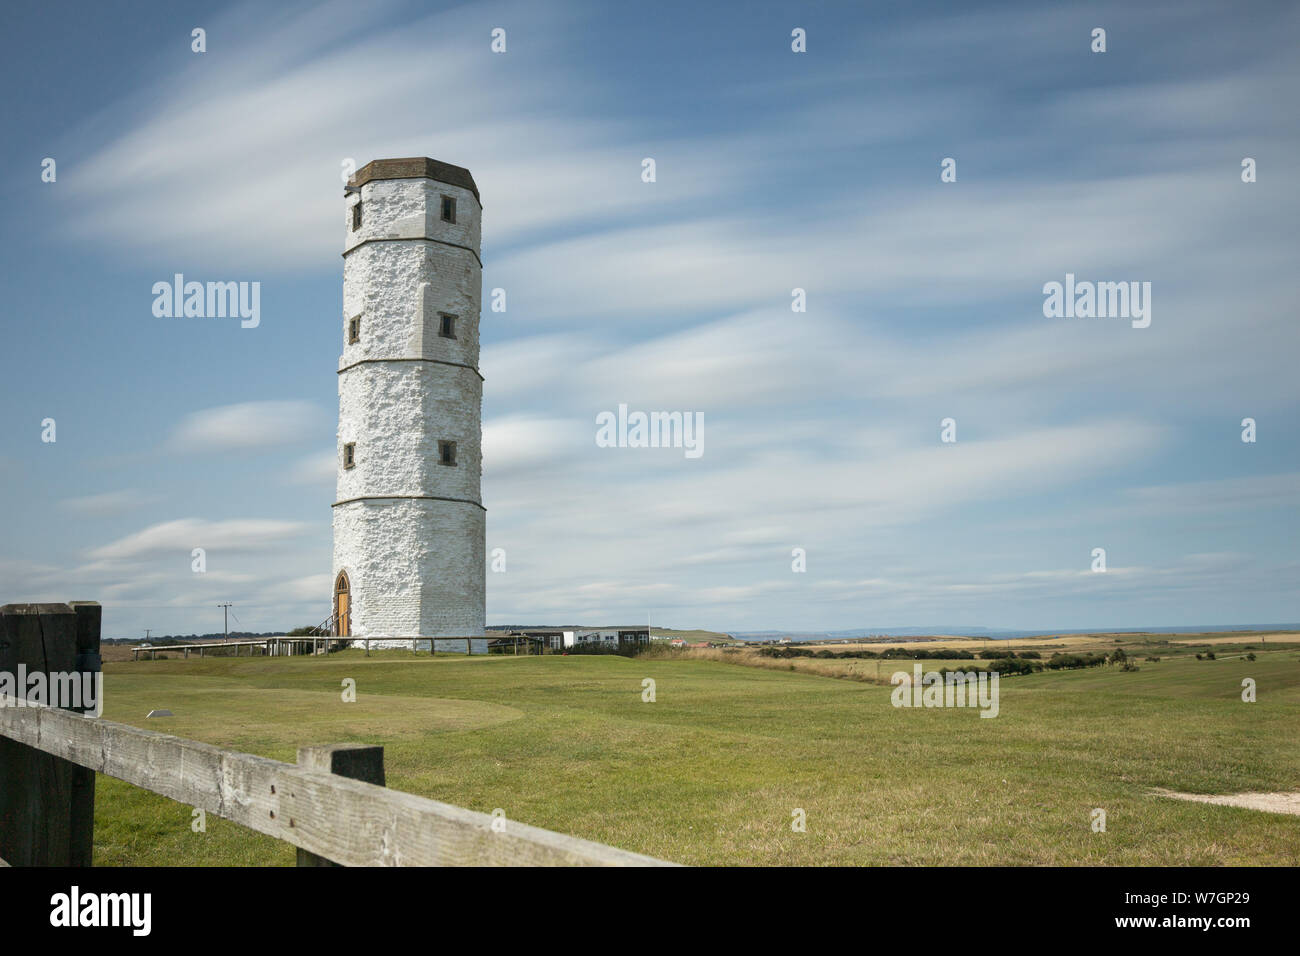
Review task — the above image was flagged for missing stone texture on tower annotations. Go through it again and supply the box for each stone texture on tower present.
[332,158,486,651]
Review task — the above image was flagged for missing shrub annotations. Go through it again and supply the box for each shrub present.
[1246,652,1257,661]
[1045,652,1107,670]
[564,641,647,657]
[984,657,1040,677]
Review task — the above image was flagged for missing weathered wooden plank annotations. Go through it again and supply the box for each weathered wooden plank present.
[0,702,675,867]
[296,744,385,867]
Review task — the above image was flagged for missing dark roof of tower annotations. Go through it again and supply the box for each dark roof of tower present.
[347,157,480,203]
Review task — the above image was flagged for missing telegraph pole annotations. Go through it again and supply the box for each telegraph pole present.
[217,603,232,641]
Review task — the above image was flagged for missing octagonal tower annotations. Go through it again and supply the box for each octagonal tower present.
[332,158,486,651]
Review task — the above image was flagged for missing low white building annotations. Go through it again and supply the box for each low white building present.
[490,627,650,652]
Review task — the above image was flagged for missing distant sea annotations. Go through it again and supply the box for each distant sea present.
[730,624,1300,643]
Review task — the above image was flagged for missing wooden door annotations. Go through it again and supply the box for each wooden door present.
[334,573,351,637]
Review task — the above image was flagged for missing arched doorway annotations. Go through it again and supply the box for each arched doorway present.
[334,571,351,637]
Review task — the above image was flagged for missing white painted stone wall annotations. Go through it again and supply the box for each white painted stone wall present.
[333,168,486,649]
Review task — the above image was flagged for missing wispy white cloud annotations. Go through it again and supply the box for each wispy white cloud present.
[1121,474,1300,515]
[61,489,151,516]
[167,401,326,454]
[87,517,312,561]
[483,415,586,473]
[286,449,337,486]
[55,0,734,271]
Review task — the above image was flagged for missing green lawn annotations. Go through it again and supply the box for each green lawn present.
[92,647,1300,866]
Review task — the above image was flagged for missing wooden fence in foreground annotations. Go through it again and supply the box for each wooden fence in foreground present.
[0,602,672,867]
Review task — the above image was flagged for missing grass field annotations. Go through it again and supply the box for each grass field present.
[92,638,1300,866]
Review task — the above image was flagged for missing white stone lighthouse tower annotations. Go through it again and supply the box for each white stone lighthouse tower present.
[332,158,486,651]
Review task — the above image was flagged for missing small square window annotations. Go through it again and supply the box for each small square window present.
[440,195,456,223]
[438,313,457,339]
[348,316,361,344]
[351,202,362,231]
[438,441,457,466]
[343,443,356,469]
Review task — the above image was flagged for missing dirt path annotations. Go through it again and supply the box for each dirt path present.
[1152,788,1300,816]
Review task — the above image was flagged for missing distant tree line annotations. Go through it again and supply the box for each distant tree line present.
[758,644,1129,676]
[757,646,1046,661]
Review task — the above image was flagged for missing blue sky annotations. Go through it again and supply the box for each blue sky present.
[2,0,1297,639]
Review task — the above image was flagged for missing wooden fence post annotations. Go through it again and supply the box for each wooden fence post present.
[0,601,99,865]
[295,744,385,866]
[67,602,101,866]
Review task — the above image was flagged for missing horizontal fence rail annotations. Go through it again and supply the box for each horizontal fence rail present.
[131,636,337,659]
[0,697,673,867]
